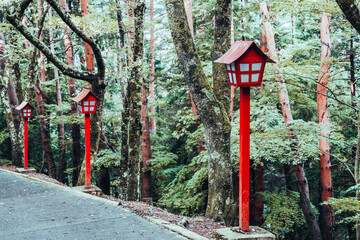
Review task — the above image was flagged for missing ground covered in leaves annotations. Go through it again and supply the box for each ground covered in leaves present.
[0,164,225,239]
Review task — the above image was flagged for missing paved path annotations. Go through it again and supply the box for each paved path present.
[0,170,186,240]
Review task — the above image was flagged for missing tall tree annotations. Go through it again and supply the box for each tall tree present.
[149,0,156,134]
[317,11,333,240]
[59,0,82,186]
[165,0,235,225]
[260,0,322,239]
[126,0,145,201]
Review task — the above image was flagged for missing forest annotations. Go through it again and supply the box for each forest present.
[1,0,360,239]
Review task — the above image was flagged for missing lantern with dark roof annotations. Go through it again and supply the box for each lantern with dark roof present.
[72,89,98,114]
[16,101,33,119]
[215,41,274,87]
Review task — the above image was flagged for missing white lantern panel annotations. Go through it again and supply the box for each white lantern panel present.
[226,64,231,71]
[228,73,233,83]
[251,73,259,82]
[241,74,249,83]
[231,63,235,71]
[90,101,96,106]
[252,63,262,71]
[27,113,30,117]
[232,73,237,84]
[83,101,89,106]
[90,107,94,111]
[84,107,89,112]
[240,63,249,72]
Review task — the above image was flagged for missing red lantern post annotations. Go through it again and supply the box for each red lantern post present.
[215,41,274,231]
[72,89,98,189]
[16,101,34,171]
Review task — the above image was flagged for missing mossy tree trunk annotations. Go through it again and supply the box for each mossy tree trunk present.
[165,0,235,225]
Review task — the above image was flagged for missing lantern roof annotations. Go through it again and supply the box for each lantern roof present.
[71,89,98,103]
[16,101,33,110]
[214,41,275,64]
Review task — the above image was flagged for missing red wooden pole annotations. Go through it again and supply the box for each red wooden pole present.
[24,118,28,170]
[239,87,250,231]
[85,113,91,189]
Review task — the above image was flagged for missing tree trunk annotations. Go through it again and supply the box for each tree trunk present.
[149,0,156,135]
[212,0,231,117]
[35,77,57,178]
[141,77,152,201]
[260,1,322,239]
[184,0,194,38]
[336,0,360,35]
[49,8,66,183]
[165,0,235,225]
[117,0,131,200]
[355,110,360,239]
[59,0,82,186]
[317,12,333,240]
[126,0,145,201]
[254,161,264,227]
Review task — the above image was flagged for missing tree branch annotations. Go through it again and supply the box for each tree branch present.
[336,0,360,35]
[6,0,105,82]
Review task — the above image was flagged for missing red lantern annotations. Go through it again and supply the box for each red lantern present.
[215,41,274,232]
[215,41,274,87]
[16,101,34,170]
[72,89,98,114]
[72,89,98,189]
[16,101,33,119]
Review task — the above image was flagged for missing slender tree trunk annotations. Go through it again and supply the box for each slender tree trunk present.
[254,161,264,226]
[350,37,356,107]
[149,0,156,135]
[59,0,82,186]
[126,0,145,201]
[317,12,333,240]
[260,1,322,239]
[141,78,152,201]
[116,0,131,199]
[35,77,57,178]
[49,8,66,183]
[165,0,235,225]
[81,0,94,73]
[355,110,360,239]
[184,0,194,39]
[38,0,46,83]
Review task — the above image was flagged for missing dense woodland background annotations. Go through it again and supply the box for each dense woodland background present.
[1,0,360,239]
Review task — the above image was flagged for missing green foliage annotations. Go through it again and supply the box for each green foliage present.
[262,190,306,237]
[158,151,208,216]
[325,197,360,224]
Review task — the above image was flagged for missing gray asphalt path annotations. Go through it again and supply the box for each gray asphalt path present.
[0,170,186,240]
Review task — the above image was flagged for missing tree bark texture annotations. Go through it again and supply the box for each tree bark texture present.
[126,0,145,201]
[212,0,231,117]
[260,1,322,239]
[141,78,152,200]
[117,0,131,199]
[149,0,156,135]
[355,110,360,239]
[336,0,360,35]
[183,0,194,38]
[81,0,95,73]
[165,0,235,225]
[317,12,333,240]
[254,161,264,227]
